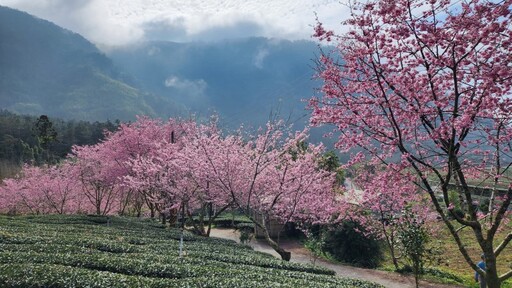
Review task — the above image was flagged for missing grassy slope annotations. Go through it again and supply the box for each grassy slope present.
[380,220,512,288]
[431,222,512,287]
[0,215,383,288]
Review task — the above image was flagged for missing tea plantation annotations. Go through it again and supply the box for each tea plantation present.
[0,215,383,288]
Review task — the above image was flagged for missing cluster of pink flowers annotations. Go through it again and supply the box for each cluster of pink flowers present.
[0,117,339,229]
[311,0,512,284]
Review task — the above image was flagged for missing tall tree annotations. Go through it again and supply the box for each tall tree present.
[194,122,338,260]
[34,115,57,149]
[311,0,512,286]
[34,115,57,164]
[72,142,123,215]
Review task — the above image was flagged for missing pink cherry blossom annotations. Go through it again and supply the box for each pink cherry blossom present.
[311,0,512,285]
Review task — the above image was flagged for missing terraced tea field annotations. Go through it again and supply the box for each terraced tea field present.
[0,215,383,288]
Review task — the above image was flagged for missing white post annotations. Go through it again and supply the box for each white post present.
[179,201,185,258]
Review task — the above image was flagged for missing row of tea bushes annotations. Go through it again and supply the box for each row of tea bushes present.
[0,215,384,288]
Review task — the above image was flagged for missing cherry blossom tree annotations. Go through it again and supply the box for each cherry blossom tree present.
[0,166,45,214]
[254,130,338,227]
[124,141,187,223]
[196,121,339,260]
[76,116,192,218]
[176,121,237,236]
[120,118,204,223]
[38,163,83,214]
[72,142,124,215]
[0,163,82,214]
[311,0,512,286]
[100,116,178,218]
[346,167,436,271]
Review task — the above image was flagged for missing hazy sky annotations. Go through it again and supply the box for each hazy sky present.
[0,0,350,46]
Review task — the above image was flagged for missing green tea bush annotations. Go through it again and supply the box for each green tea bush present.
[0,215,384,288]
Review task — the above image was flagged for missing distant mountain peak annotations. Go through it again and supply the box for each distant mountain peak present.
[0,6,181,121]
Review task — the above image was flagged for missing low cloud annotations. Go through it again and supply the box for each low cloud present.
[253,48,269,69]
[164,75,209,110]
[147,46,161,56]
[0,0,144,46]
[164,76,207,95]
[142,17,188,42]
[0,0,350,48]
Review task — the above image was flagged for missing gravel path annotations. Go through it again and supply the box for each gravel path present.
[210,228,463,288]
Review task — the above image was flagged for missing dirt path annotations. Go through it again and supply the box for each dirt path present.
[210,228,463,288]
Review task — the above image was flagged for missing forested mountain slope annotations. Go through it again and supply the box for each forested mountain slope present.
[0,6,181,121]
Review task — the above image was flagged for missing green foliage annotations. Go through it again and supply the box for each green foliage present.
[304,235,324,255]
[318,151,345,185]
[0,215,384,288]
[447,190,465,219]
[478,198,490,213]
[288,140,309,161]
[0,110,118,178]
[237,224,254,244]
[193,212,253,228]
[34,115,57,150]
[310,221,384,268]
[304,231,325,265]
[33,115,58,164]
[318,151,339,171]
[397,208,430,287]
[422,268,464,284]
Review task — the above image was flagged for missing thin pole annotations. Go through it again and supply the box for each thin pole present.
[170,130,185,258]
[179,201,185,258]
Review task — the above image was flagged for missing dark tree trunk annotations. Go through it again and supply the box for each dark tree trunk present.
[484,249,501,288]
[253,213,291,261]
[161,212,167,225]
[265,234,291,261]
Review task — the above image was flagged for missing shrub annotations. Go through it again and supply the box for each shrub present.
[397,208,430,288]
[311,221,384,268]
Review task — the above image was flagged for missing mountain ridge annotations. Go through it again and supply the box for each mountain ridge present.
[0,5,326,133]
[0,5,182,121]
[108,37,322,128]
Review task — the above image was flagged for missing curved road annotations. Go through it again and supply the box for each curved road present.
[210,228,463,288]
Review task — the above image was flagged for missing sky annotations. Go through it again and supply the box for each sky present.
[0,0,350,47]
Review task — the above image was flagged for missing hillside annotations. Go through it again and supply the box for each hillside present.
[0,5,339,150]
[108,38,322,128]
[0,215,383,287]
[0,5,327,130]
[0,6,181,121]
